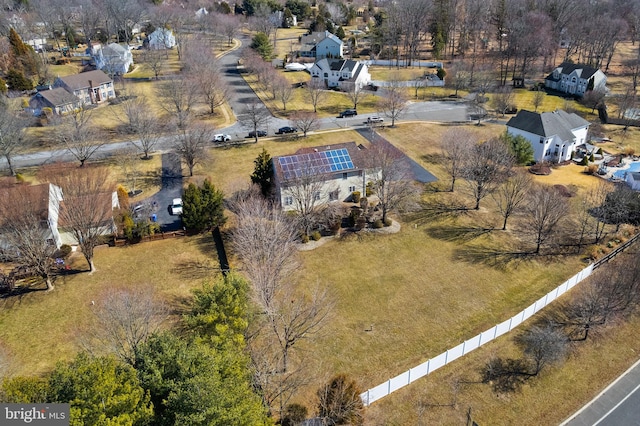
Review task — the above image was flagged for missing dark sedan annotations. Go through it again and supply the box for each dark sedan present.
[276,126,297,134]
[248,130,267,138]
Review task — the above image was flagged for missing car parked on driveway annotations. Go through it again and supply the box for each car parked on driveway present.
[276,126,297,134]
[338,109,357,118]
[169,198,183,215]
[213,134,231,142]
[248,130,267,138]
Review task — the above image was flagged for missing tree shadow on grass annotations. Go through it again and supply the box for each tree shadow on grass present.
[452,245,535,269]
[426,224,495,243]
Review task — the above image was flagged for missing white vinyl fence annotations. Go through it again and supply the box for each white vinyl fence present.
[360,263,594,406]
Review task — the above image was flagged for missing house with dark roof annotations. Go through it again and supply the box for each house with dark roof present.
[506,109,590,163]
[0,183,64,249]
[53,70,115,106]
[29,87,81,115]
[299,30,343,59]
[309,58,371,89]
[273,142,372,210]
[544,62,607,97]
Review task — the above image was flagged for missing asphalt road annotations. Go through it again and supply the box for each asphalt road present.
[562,358,640,426]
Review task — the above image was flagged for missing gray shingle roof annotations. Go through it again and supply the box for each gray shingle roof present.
[506,109,589,141]
[35,87,78,107]
[58,70,112,90]
[545,62,600,81]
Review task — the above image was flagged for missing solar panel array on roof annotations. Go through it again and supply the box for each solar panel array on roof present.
[278,148,355,180]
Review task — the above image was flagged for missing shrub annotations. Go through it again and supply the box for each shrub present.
[597,147,603,155]
[624,146,636,157]
[373,219,383,228]
[311,231,321,241]
[589,153,595,162]
[383,218,393,227]
[585,164,598,175]
[436,67,446,80]
[58,244,72,258]
[281,403,308,426]
[352,191,361,203]
[15,173,25,184]
[301,234,309,243]
[365,182,373,197]
[0,77,6,94]
[117,185,130,210]
[579,156,589,166]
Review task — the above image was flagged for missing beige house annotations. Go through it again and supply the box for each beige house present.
[53,70,115,106]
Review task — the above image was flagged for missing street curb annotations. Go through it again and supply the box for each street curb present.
[559,356,640,425]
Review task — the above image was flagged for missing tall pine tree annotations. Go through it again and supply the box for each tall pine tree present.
[251,148,274,197]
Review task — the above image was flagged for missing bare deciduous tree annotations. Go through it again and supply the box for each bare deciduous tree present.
[173,124,211,177]
[0,98,30,176]
[141,48,165,80]
[244,100,271,142]
[343,81,367,110]
[0,186,59,291]
[516,325,569,375]
[441,128,474,192]
[366,142,421,223]
[114,95,163,159]
[532,88,545,112]
[491,170,532,230]
[41,166,116,272]
[491,86,514,116]
[290,111,320,137]
[461,138,514,210]
[317,374,364,426]
[57,108,102,167]
[184,39,229,115]
[521,184,569,254]
[274,76,294,111]
[305,78,327,113]
[379,81,408,127]
[83,286,167,365]
[157,78,199,129]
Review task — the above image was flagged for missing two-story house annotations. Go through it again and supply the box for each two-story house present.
[92,43,134,76]
[53,70,115,106]
[299,30,343,59]
[544,62,607,97]
[147,28,176,50]
[309,58,371,90]
[506,109,590,163]
[273,142,372,210]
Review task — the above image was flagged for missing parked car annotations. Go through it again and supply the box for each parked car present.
[213,134,231,142]
[248,130,267,138]
[365,116,384,124]
[170,198,183,216]
[276,126,297,134]
[338,109,358,118]
[365,83,379,91]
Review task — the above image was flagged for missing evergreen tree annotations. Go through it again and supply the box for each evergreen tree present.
[283,8,295,28]
[8,28,37,76]
[251,32,273,60]
[5,69,33,91]
[181,182,205,232]
[181,180,226,233]
[251,148,274,197]
[501,132,534,165]
[48,353,153,425]
[335,26,346,40]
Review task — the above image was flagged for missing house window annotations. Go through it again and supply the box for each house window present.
[284,195,293,206]
[348,185,356,193]
[313,191,321,201]
[329,190,339,201]
[324,72,328,78]
[540,138,544,144]
[342,172,348,180]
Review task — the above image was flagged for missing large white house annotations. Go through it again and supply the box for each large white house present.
[53,70,115,106]
[92,43,134,76]
[309,58,371,89]
[544,62,607,97]
[299,30,343,59]
[506,109,590,163]
[147,28,176,50]
[273,142,372,210]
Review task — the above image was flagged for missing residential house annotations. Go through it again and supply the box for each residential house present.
[299,30,343,59]
[58,191,120,246]
[0,183,64,249]
[273,142,371,211]
[53,70,115,106]
[24,36,47,51]
[92,43,134,76]
[506,109,590,163]
[309,58,371,89]
[544,62,607,97]
[28,87,81,115]
[148,28,176,50]
[626,172,640,191]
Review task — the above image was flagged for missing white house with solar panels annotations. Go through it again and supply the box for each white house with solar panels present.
[273,142,372,210]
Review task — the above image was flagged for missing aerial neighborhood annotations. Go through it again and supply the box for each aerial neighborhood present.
[1,0,640,425]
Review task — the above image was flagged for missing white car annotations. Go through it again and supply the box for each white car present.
[170,198,183,215]
[365,116,384,124]
[213,134,231,142]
